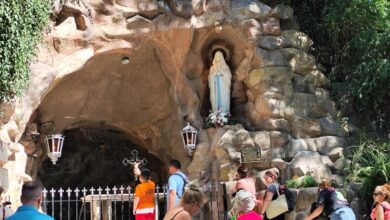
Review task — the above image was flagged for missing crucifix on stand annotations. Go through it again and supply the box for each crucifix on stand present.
[122,150,148,178]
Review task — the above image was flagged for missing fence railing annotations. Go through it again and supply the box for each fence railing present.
[41,183,227,220]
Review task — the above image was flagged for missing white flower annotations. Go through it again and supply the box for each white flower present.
[206,110,230,127]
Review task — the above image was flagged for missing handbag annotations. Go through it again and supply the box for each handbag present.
[265,187,289,219]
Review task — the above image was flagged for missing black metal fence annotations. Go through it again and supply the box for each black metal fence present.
[41,183,227,220]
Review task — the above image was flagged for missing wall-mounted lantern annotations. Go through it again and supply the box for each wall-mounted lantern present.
[45,133,65,165]
[181,122,198,156]
[34,121,65,165]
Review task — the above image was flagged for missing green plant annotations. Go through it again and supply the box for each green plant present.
[0,0,51,102]
[346,136,390,208]
[281,0,390,133]
[286,175,317,188]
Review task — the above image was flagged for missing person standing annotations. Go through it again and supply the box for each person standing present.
[163,183,205,220]
[0,186,13,220]
[229,189,263,220]
[6,181,54,220]
[167,160,189,212]
[259,170,285,220]
[233,166,263,214]
[133,169,156,220]
[235,166,256,198]
[304,180,355,220]
[370,183,390,220]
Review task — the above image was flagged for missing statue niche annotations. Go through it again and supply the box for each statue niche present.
[208,51,232,114]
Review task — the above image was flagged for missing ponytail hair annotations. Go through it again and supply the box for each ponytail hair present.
[181,182,206,207]
[237,166,248,178]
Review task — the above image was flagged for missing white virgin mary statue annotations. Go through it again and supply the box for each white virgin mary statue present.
[208,51,232,113]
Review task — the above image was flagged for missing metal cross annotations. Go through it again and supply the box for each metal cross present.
[74,188,80,198]
[82,188,87,197]
[122,149,148,167]
[66,188,72,198]
[58,188,64,198]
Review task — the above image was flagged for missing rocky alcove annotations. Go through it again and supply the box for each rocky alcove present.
[0,1,356,219]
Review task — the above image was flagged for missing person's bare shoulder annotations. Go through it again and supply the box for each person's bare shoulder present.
[176,211,191,220]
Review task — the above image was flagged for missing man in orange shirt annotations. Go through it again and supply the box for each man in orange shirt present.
[133,169,155,220]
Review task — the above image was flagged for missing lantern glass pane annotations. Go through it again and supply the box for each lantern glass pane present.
[182,133,187,145]
[51,137,55,153]
[188,133,193,145]
[59,137,64,153]
[193,132,197,146]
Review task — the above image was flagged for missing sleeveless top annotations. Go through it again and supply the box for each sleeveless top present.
[169,209,185,220]
[236,178,256,198]
[370,201,390,220]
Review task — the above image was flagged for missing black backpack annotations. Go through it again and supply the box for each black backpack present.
[279,184,296,212]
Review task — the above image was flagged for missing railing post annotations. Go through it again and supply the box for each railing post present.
[75,187,80,220]
[50,188,56,217]
[82,187,87,220]
[66,188,72,220]
[112,186,118,220]
[59,188,64,220]
[155,185,159,220]
[126,186,131,220]
[42,188,48,214]
[119,186,124,220]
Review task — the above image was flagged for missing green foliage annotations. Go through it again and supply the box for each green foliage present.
[286,175,317,188]
[345,136,390,207]
[282,0,390,133]
[0,0,51,102]
[325,0,390,132]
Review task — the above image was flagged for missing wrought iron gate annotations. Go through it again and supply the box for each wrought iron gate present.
[41,183,225,220]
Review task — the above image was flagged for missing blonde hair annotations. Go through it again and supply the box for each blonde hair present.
[376,183,390,200]
[181,182,206,207]
[265,170,279,181]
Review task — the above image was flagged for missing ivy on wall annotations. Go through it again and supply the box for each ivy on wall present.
[0,0,51,102]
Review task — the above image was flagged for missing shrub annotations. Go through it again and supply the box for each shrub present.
[345,136,390,208]
[286,175,317,188]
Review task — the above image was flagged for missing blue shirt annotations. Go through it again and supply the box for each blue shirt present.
[167,171,188,208]
[6,205,54,220]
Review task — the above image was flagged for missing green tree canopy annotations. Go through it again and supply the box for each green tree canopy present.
[281,0,390,133]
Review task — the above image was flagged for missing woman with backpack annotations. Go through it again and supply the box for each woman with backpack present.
[370,183,390,220]
[259,169,285,220]
[304,180,355,220]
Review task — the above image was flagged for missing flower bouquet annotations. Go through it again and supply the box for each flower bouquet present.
[204,109,234,128]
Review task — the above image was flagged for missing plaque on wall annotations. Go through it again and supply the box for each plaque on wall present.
[240,146,261,163]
